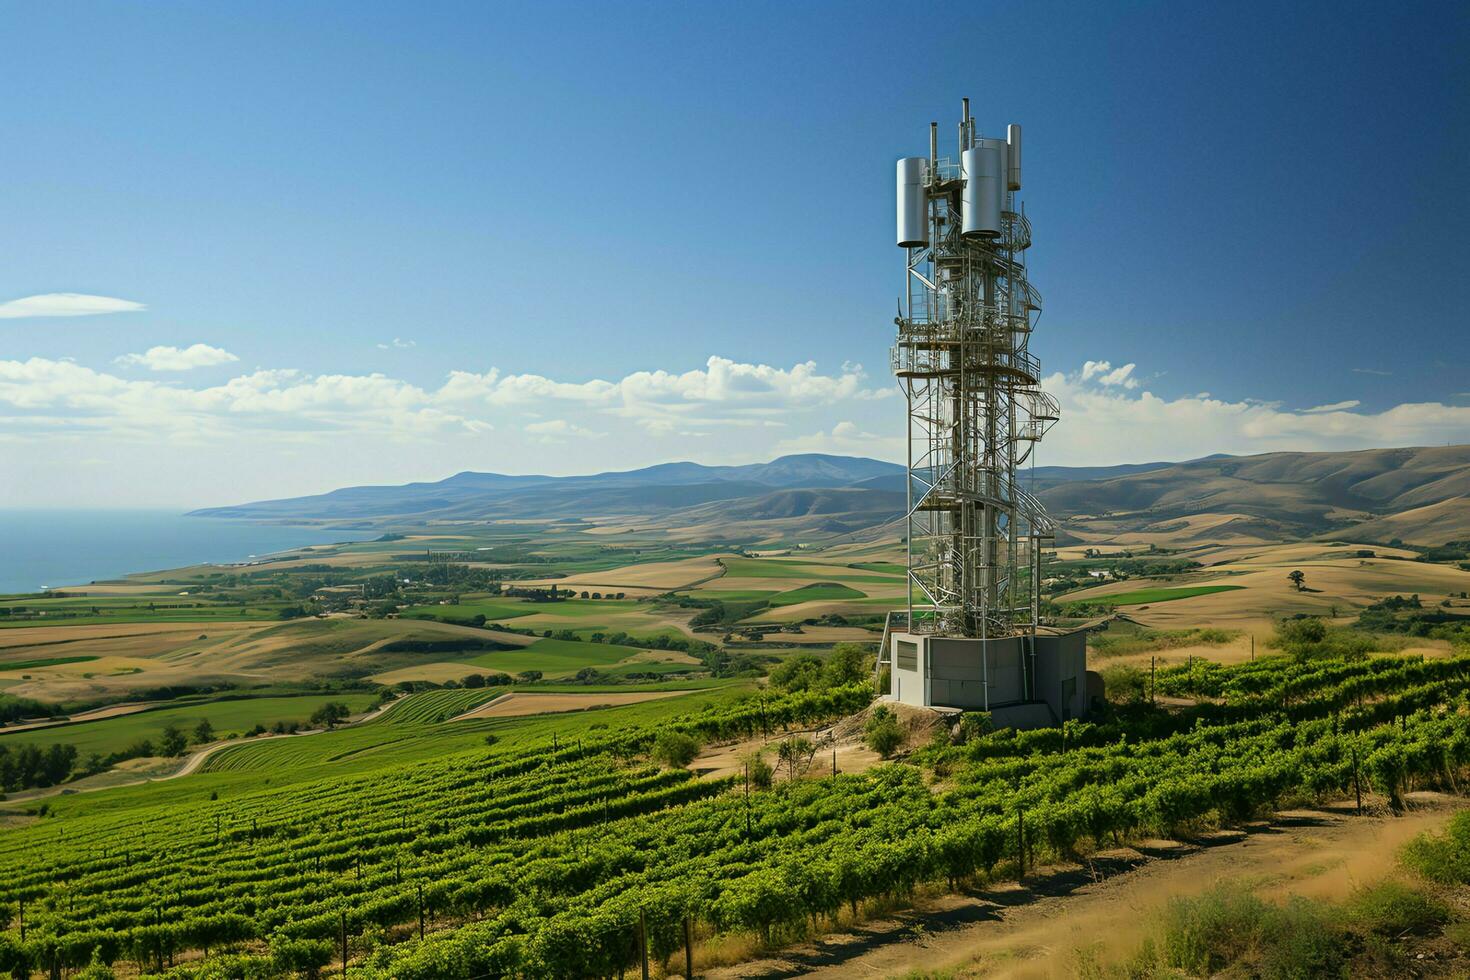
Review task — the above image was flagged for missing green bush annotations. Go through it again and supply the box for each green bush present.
[864,706,904,758]
[1160,884,1345,980]
[1346,880,1449,936]
[650,730,700,769]
[1400,810,1470,884]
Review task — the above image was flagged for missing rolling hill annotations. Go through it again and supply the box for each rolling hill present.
[192,446,1470,545]
[1038,445,1470,545]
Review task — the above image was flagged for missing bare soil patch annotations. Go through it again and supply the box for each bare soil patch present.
[450,689,695,720]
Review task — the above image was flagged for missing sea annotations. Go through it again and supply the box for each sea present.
[0,510,375,596]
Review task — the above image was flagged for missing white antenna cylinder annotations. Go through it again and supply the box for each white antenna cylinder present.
[1007,124,1022,191]
[896,157,929,247]
[962,140,1005,238]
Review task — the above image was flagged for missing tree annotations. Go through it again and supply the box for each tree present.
[462,673,486,688]
[825,644,870,686]
[193,719,215,745]
[159,725,188,757]
[864,706,904,758]
[651,731,700,768]
[1288,569,1306,591]
[309,702,351,729]
[770,654,824,692]
[516,670,543,683]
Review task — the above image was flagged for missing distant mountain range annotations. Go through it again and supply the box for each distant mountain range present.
[192,446,1470,545]
[190,454,908,526]
[1037,445,1470,546]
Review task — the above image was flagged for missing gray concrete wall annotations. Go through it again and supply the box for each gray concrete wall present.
[1033,630,1088,722]
[886,629,1090,725]
[927,636,1023,709]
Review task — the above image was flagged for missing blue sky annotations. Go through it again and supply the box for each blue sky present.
[2,0,1467,507]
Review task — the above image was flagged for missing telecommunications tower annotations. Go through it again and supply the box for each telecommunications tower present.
[882,101,1083,724]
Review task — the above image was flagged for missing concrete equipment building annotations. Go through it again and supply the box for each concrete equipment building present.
[878,100,1091,728]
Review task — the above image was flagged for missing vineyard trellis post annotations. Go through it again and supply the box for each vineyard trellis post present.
[684,914,695,979]
[832,748,837,777]
[1150,656,1155,705]
[1352,747,1362,814]
[417,883,424,939]
[638,907,650,980]
[340,910,348,977]
[1016,807,1025,879]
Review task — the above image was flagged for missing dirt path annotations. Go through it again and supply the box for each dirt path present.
[706,794,1467,980]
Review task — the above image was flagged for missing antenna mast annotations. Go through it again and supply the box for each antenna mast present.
[892,104,1058,640]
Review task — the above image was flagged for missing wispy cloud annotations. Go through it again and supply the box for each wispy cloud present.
[1352,367,1392,376]
[376,338,416,350]
[116,344,239,372]
[0,293,145,320]
[1302,399,1361,414]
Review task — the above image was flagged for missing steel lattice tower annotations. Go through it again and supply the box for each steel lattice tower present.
[891,102,1059,641]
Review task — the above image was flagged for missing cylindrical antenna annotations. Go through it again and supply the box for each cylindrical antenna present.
[962,98,972,151]
[929,122,938,172]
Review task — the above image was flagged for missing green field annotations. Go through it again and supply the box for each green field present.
[381,689,503,724]
[1066,584,1246,606]
[0,692,380,757]
[0,603,294,628]
[686,589,779,602]
[461,638,652,676]
[767,582,868,606]
[0,655,99,671]
[400,597,632,624]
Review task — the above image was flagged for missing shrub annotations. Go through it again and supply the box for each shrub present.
[1160,884,1345,980]
[864,706,904,758]
[1347,880,1449,936]
[650,731,700,769]
[1400,811,1470,884]
[743,751,773,790]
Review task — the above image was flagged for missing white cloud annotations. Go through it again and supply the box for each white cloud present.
[1038,361,1470,465]
[1302,399,1361,414]
[0,354,878,446]
[1080,359,1138,389]
[376,338,416,350]
[524,419,601,443]
[435,355,874,430]
[1353,367,1392,376]
[0,293,145,319]
[774,421,902,459]
[115,344,239,372]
